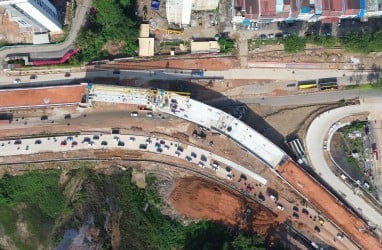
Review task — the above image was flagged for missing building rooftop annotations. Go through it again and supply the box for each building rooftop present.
[0,84,86,110]
[139,24,150,38]
[260,0,277,17]
[321,0,343,16]
[190,41,220,54]
[138,38,155,57]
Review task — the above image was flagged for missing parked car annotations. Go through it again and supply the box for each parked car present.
[30,74,37,80]
[185,156,192,162]
[275,32,283,39]
[259,34,267,40]
[276,204,284,211]
[190,152,197,158]
[314,226,321,233]
[14,78,21,84]
[101,141,108,146]
[146,112,153,118]
[65,72,71,77]
[34,139,42,144]
[130,111,139,117]
[268,33,275,39]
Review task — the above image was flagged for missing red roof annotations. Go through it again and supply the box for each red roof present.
[322,0,343,11]
[260,0,276,17]
[234,0,260,19]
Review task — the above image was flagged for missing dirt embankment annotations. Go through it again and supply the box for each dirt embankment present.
[102,56,239,71]
[169,176,280,236]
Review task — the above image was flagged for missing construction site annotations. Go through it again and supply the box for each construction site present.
[0,82,380,249]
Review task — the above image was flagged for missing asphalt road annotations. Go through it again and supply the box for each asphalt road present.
[0,133,268,185]
[207,89,382,107]
[306,103,382,229]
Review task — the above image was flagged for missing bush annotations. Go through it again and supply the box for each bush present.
[283,35,306,53]
[218,38,236,54]
[0,171,66,218]
[342,31,382,53]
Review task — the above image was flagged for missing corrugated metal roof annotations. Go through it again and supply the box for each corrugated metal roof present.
[260,0,276,17]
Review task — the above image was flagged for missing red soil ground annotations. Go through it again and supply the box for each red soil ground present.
[278,160,381,249]
[0,84,87,108]
[169,176,280,235]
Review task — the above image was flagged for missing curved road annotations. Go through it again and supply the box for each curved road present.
[0,0,91,66]
[306,102,382,228]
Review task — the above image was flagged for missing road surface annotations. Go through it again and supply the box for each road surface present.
[207,89,382,107]
[306,102,382,229]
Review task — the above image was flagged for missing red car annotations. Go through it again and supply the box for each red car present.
[60,140,67,146]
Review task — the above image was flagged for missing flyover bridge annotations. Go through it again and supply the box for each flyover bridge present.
[91,84,288,169]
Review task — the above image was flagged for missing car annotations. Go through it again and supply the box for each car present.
[175,151,181,156]
[269,194,278,202]
[34,139,42,144]
[268,33,275,39]
[113,136,120,142]
[276,204,284,211]
[336,233,344,240]
[259,34,267,40]
[113,69,120,75]
[185,156,192,162]
[293,206,299,212]
[72,141,78,147]
[198,162,205,168]
[93,135,100,140]
[25,145,29,150]
[275,32,283,39]
[129,137,135,142]
[225,166,232,173]
[14,140,22,145]
[1,143,4,146]
[67,136,74,141]
[159,140,165,144]
[226,174,233,180]
[146,138,152,144]
[14,78,21,84]
[65,72,71,77]
[60,140,67,146]
[190,152,197,158]
[101,141,108,146]
[200,154,207,162]
[211,161,219,168]
[302,208,309,215]
[146,112,153,118]
[319,217,325,225]
[177,146,184,152]
[130,111,138,117]
[118,141,125,146]
[164,145,170,150]
[157,147,163,153]
[30,74,37,80]
[292,212,299,219]
[314,226,321,233]
[283,32,291,38]
[139,144,147,149]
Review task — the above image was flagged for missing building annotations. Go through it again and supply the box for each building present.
[192,0,219,10]
[166,0,192,26]
[319,0,343,23]
[138,24,154,57]
[0,0,62,32]
[191,41,220,54]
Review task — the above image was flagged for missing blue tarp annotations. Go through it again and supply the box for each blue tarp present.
[301,6,310,13]
[358,0,365,18]
[151,0,160,10]
[242,19,251,26]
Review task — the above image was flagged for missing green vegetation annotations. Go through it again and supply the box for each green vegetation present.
[0,166,265,249]
[72,0,138,63]
[218,38,236,54]
[283,35,306,53]
[342,31,382,53]
[83,168,265,249]
[0,171,66,249]
[306,35,337,48]
[0,171,66,218]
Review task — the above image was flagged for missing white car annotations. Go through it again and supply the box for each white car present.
[277,204,284,211]
[13,78,21,84]
[198,162,205,168]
